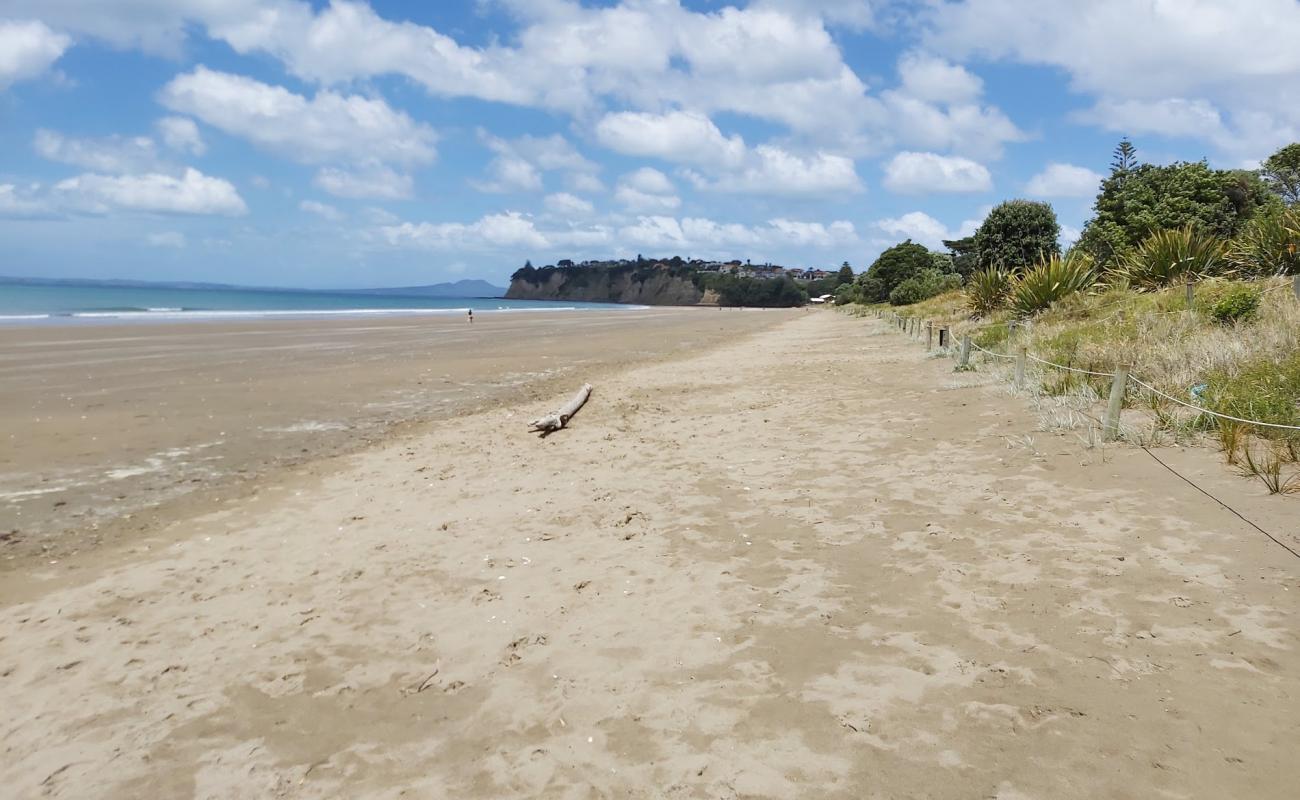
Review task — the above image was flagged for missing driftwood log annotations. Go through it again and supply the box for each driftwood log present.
[528,384,592,435]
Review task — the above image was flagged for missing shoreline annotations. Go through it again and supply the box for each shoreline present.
[0,307,790,571]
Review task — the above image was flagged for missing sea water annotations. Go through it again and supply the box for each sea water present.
[0,282,638,324]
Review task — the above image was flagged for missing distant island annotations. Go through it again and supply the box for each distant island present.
[507,256,853,307]
[0,275,506,299]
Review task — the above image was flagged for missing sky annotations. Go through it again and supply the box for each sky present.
[1,0,1298,289]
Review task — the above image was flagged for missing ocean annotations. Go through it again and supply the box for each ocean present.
[0,282,635,324]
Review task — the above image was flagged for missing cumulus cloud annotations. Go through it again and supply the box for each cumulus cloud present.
[474,130,599,193]
[313,163,413,199]
[595,110,746,168]
[156,116,206,155]
[34,129,160,173]
[1025,163,1103,197]
[687,147,863,196]
[379,212,550,251]
[54,168,247,215]
[0,20,71,89]
[922,0,1300,160]
[0,183,49,218]
[614,168,681,212]
[544,192,595,217]
[897,51,983,105]
[300,200,344,221]
[159,66,436,167]
[874,211,980,250]
[882,151,992,194]
[378,209,857,257]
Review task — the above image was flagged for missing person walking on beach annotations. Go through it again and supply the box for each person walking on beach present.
[467,308,474,325]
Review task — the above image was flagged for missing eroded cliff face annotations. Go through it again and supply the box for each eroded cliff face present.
[505,268,705,305]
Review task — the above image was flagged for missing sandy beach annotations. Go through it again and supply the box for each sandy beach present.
[2,310,1297,798]
[0,308,782,565]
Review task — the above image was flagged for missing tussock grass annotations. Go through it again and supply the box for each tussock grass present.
[846,275,1300,482]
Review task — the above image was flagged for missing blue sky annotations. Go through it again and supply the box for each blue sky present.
[1,0,1297,288]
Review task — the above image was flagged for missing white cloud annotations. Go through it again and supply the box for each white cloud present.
[313,163,413,200]
[688,146,862,196]
[923,0,1300,160]
[618,215,857,252]
[300,199,343,221]
[882,151,992,194]
[474,156,541,194]
[54,168,248,216]
[1061,224,1082,247]
[595,110,746,168]
[146,231,187,248]
[753,0,877,31]
[544,192,595,217]
[874,211,980,250]
[0,183,48,218]
[475,129,601,194]
[897,51,983,105]
[1025,163,1103,198]
[614,168,681,212]
[34,129,160,173]
[156,116,206,155]
[375,209,857,258]
[0,19,71,89]
[379,212,550,251]
[159,66,436,167]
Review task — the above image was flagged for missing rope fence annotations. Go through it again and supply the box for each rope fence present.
[873,308,1300,439]
[869,307,1300,562]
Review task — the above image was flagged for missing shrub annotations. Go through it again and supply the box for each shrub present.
[966,267,1012,315]
[1225,209,1300,277]
[888,269,962,306]
[974,200,1062,273]
[1113,226,1226,289]
[1209,284,1262,324]
[1008,252,1096,317]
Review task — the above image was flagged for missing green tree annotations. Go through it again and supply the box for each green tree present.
[837,262,854,284]
[974,200,1061,273]
[1111,138,1138,181]
[1077,158,1279,267]
[1261,143,1300,206]
[854,240,932,302]
[942,236,979,278]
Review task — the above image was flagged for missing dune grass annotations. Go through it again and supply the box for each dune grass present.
[856,276,1300,490]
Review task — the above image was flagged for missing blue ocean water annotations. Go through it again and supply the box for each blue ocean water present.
[0,282,635,324]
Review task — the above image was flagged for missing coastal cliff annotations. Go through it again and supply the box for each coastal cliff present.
[505,264,705,306]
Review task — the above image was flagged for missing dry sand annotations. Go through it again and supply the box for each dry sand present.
[0,308,781,563]
[2,310,1297,799]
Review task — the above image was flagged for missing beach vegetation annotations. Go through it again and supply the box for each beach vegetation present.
[973,199,1061,273]
[854,239,934,303]
[1077,145,1279,269]
[1225,207,1300,277]
[966,267,1013,315]
[1261,142,1300,206]
[1112,226,1225,289]
[1008,252,1097,317]
[889,268,962,306]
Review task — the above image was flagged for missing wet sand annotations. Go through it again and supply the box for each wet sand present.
[1,310,1296,798]
[0,308,785,564]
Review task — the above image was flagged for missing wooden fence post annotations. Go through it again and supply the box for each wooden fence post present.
[958,334,972,368]
[938,327,949,348]
[1103,366,1130,442]
[926,322,934,350]
[1014,346,1027,389]
[1293,274,1300,300]
[1185,277,1195,309]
